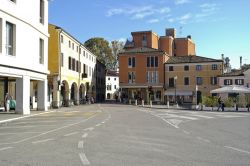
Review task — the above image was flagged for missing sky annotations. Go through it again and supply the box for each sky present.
[49,0,250,69]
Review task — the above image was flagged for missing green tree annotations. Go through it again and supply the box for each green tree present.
[110,40,124,70]
[84,38,113,69]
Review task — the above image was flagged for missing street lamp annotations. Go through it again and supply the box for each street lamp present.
[174,76,177,106]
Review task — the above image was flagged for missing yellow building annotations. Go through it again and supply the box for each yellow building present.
[164,56,223,105]
[48,24,96,107]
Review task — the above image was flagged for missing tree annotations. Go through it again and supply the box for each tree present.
[110,40,124,70]
[241,64,250,71]
[84,38,113,69]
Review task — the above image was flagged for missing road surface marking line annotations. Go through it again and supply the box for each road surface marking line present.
[84,127,94,131]
[101,121,105,124]
[191,114,214,119]
[0,114,98,145]
[79,153,90,165]
[0,147,13,151]
[82,133,88,138]
[224,146,250,155]
[0,132,42,135]
[64,132,78,137]
[161,118,179,129]
[78,141,84,149]
[182,130,190,135]
[96,124,101,127]
[32,138,54,144]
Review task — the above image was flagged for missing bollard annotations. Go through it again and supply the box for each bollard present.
[142,100,144,107]
[135,100,137,106]
[129,99,131,105]
[167,101,169,109]
[150,100,152,108]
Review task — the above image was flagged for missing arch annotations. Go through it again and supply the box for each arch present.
[61,80,69,106]
[70,82,78,105]
[79,84,86,104]
[107,93,111,99]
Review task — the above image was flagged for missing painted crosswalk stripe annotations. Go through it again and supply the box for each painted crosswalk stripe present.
[0,147,13,151]
[79,153,90,165]
[78,141,84,149]
[32,138,54,144]
[64,132,78,137]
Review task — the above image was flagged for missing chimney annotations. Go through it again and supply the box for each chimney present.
[221,54,224,61]
[240,56,242,68]
[187,35,191,39]
[166,28,176,38]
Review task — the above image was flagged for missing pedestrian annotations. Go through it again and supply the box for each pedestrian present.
[4,93,12,112]
[217,96,222,111]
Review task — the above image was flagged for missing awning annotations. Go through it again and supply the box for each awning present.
[164,90,193,96]
[210,85,250,94]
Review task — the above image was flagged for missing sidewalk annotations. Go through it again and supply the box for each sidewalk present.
[0,110,56,124]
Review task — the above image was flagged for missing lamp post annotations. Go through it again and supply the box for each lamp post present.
[174,76,178,106]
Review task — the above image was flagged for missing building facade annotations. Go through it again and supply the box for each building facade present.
[48,24,96,107]
[95,60,106,103]
[106,70,119,100]
[119,28,196,103]
[164,56,223,104]
[0,0,49,114]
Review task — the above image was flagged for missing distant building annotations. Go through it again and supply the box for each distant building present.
[48,24,96,107]
[164,56,223,104]
[95,60,106,102]
[106,70,119,100]
[119,28,196,103]
[0,0,49,114]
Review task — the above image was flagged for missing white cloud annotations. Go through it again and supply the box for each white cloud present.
[178,13,192,24]
[168,18,175,23]
[174,0,190,5]
[147,19,159,23]
[195,3,219,21]
[106,6,171,20]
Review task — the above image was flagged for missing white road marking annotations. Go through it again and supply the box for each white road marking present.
[0,147,13,151]
[217,115,244,118]
[79,153,90,165]
[84,127,94,131]
[64,132,78,137]
[0,132,42,135]
[160,114,198,120]
[78,141,84,149]
[161,118,179,129]
[101,121,105,124]
[82,133,88,138]
[0,124,57,129]
[32,138,54,144]
[182,130,190,135]
[191,114,214,119]
[196,137,210,143]
[0,114,98,145]
[224,146,250,155]
[96,124,101,127]
[13,121,57,125]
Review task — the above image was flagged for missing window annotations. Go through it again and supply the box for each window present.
[69,40,71,48]
[156,91,161,100]
[83,51,85,57]
[142,34,147,46]
[196,65,202,71]
[114,85,117,89]
[79,48,81,54]
[184,77,189,85]
[107,85,112,91]
[147,56,158,67]
[68,57,72,70]
[61,53,64,67]
[142,34,147,41]
[169,78,175,87]
[224,79,232,85]
[147,57,150,67]
[210,77,217,85]
[212,64,218,70]
[108,77,110,80]
[60,35,63,43]
[114,78,116,81]
[76,46,78,52]
[235,79,244,85]
[169,66,174,71]
[184,65,189,71]
[128,57,135,67]
[150,57,154,67]
[76,60,79,72]
[72,43,74,50]
[6,22,15,56]
[40,0,44,24]
[196,77,203,85]
[128,72,135,83]
[39,38,44,64]
[72,58,75,71]
[83,64,88,75]
[146,71,158,83]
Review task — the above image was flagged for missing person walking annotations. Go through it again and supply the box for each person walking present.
[217,96,222,111]
[4,93,11,112]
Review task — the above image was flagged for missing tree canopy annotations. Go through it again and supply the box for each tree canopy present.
[84,38,113,69]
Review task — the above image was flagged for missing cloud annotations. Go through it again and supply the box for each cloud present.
[195,3,219,21]
[174,0,190,5]
[106,6,171,20]
[178,13,192,24]
[147,19,160,23]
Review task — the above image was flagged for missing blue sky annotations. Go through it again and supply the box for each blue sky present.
[49,0,250,69]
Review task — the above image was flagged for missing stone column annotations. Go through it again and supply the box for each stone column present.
[16,76,30,115]
[37,79,48,111]
[52,77,60,108]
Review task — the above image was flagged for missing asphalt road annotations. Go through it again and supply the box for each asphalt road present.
[0,104,249,166]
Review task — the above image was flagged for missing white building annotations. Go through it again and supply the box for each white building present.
[106,70,119,100]
[0,0,49,114]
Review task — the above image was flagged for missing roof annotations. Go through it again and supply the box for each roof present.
[165,56,223,64]
[106,70,119,77]
[221,69,244,77]
[119,47,165,55]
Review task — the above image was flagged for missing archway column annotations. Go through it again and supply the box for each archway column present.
[52,76,60,108]
[16,75,30,115]
[37,79,48,111]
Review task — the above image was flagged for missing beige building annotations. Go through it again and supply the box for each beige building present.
[164,56,223,104]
